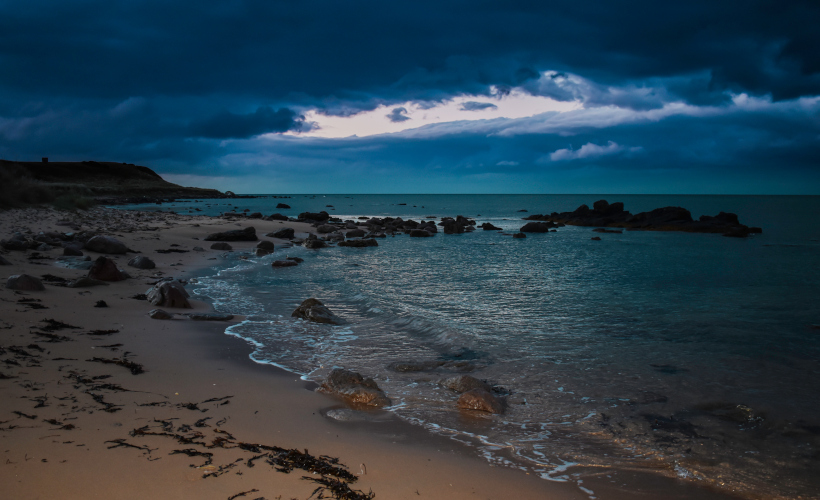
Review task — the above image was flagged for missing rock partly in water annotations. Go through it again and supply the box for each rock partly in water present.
[128,256,156,269]
[148,309,174,320]
[146,280,192,308]
[481,223,502,230]
[272,260,299,267]
[457,388,503,414]
[520,221,558,233]
[204,226,258,242]
[318,369,391,408]
[409,229,434,237]
[85,235,129,254]
[441,375,492,393]
[265,213,289,221]
[88,256,128,281]
[345,229,366,238]
[291,298,344,324]
[6,274,45,291]
[184,313,234,321]
[257,240,274,252]
[512,233,526,239]
[304,239,327,249]
[337,238,378,248]
[210,242,233,251]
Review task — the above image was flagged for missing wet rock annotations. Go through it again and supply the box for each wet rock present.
[276,203,291,209]
[248,212,263,219]
[512,232,526,239]
[520,221,557,233]
[85,235,129,254]
[0,255,11,265]
[268,227,295,239]
[481,223,502,230]
[409,229,434,237]
[457,388,503,414]
[338,238,378,248]
[318,369,391,408]
[88,256,128,281]
[128,256,156,270]
[1,234,33,251]
[298,211,330,223]
[287,256,304,263]
[148,309,174,320]
[68,277,110,288]
[210,242,233,251]
[441,375,491,393]
[63,245,84,256]
[592,228,623,233]
[192,246,205,252]
[272,260,299,267]
[304,239,327,249]
[346,229,366,238]
[291,298,344,324]
[184,313,234,321]
[146,280,192,308]
[317,224,337,234]
[94,300,108,308]
[6,274,45,291]
[591,236,601,241]
[204,226,258,242]
[266,213,289,221]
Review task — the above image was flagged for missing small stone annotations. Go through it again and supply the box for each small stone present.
[272,260,299,267]
[94,300,108,308]
[457,388,503,414]
[62,245,84,256]
[441,375,491,393]
[148,309,174,320]
[127,256,156,269]
[512,233,526,239]
[210,242,233,251]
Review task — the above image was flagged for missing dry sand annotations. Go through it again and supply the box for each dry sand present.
[0,207,740,500]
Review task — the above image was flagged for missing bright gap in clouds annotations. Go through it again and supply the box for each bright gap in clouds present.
[285,89,581,139]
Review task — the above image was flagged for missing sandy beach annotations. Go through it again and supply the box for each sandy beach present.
[0,206,751,500]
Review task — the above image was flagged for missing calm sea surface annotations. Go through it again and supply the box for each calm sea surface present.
[120,195,820,499]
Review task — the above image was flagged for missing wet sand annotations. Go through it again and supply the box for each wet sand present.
[0,206,742,499]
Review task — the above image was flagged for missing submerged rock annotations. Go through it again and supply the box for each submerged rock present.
[146,280,191,308]
[338,238,378,248]
[6,274,45,291]
[457,388,503,414]
[291,298,344,324]
[272,260,299,267]
[204,226,258,242]
[85,235,129,254]
[512,233,526,239]
[441,375,491,393]
[318,369,391,408]
[88,256,128,281]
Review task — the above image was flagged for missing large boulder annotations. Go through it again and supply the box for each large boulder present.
[338,238,378,248]
[318,369,391,408]
[457,388,503,414]
[268,227,295,239]
[127,256,156,269]
[6,274,45,291]
[146,280,192,308]
[520,222,556,233]
[85,235,129,254]
[255,240,274,256]
[316,224,337,234]
[88,256,128,281]
[204,226,258,242]
[441,375,491,394]
[291,298,344,324]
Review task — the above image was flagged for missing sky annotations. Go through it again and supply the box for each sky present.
[0,1,818,194]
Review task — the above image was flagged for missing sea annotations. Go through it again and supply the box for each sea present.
[116,194,820,499]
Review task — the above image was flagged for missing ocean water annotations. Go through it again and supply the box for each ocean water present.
[121,195,820,498]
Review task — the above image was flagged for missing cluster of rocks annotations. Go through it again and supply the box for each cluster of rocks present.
[523,199,762,237]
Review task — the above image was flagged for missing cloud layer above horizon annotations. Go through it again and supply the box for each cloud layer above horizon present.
[0,0,818,193]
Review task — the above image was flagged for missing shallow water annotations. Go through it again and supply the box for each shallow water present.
[121,195,820,498]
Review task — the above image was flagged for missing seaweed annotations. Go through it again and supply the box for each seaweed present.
[227,490,259,500]
[105,439,155,453]
[304,476,375,500]
[85,329,120,336]
[13,411,37,419]
[31,331,72,342]
[0,372,17,379]
[96,343,123,350]
[84,391,123,413]
[40,274,70,287]
[40,319,81,331]
[170,448,214,467]
[17,298,48,309]
[87,357,144,375]
[44,419,75,430]
[195,417,212,427]
[131,294,148,301]
[156,249,190,254]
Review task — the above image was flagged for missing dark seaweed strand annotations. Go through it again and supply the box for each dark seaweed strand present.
[304,476,376,500]
[227,489,259,500]
[86,357,144,375]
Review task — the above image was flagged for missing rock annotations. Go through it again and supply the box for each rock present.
[68,277,110,288]
[184,313,234,321]
[88,256,128,281]
[512,232,526,239]
[317,224,337,234]
[409,229,433,237]
[265,213,289,221]
[591,236,602,241]
[148,309,174,320]
[248,212,263,219]
[457,388,503,414]
[291,298,344,324]
[338,238,378,248]
[128,256,156,269]
[63,245,84,256]
[318,369,391,408]
[287,256,304,263]
[146,280,192,308]
[35,243,52,252]
[0,255,11,265]
[210,242,233,251]
[1,234,33,251]
[272,260,299,267]
[304,239,327,249]
[269,228,295,239]
[256,240,274,252]
[520,221,556,233]
[85,235,129,254]
[298,211,330,222]
[592,228,622,233]
[441,375,491,393]
[94,300,108,308]
[276,203,291,209]
[346,229,366,238]
[481,223,502,230]
[6,274,45,291]
[192,246,205,252]
[204,226,258,241]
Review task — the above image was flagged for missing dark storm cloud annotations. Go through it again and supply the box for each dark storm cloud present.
[386,107,410,122]
[190,107,307,139]
[460,102,498,111]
